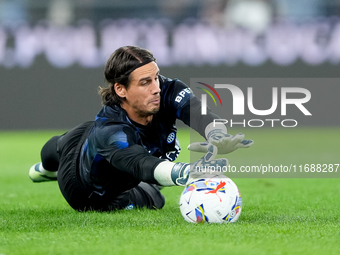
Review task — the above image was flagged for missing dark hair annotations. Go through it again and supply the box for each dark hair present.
[99,46,156,106]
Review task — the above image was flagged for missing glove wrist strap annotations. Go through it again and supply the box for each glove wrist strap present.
[154,161,190,186]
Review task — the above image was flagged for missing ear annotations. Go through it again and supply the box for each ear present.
[114,83,127,98]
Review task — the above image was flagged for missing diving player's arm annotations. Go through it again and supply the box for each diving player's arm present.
[164,77,254,154]
[101,124,188,186]
[179,96,253,154]
[103,124,225,187]
[110,144,188,186]
[159,76,218,138]
[110,143,227,187]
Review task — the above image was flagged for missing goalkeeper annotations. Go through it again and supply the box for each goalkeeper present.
[29,46,253,211]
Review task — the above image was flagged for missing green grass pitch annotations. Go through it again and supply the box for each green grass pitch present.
[0,127,339,255]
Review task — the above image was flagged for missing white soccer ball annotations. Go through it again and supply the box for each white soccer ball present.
[179,174,242,223]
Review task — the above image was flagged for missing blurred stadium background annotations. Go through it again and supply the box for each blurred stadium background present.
[1,0,340,130]
[1,4,340,254]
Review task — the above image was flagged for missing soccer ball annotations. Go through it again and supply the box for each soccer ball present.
[179,174,242,223]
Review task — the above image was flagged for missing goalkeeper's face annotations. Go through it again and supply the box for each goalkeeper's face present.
[118,61,161,122]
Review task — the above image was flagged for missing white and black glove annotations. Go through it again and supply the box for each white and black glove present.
[188,122,253,155]
[154,144,228,186]
[188,143,228,181]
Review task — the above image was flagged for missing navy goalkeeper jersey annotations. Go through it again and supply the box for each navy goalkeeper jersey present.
[78,75,217,195]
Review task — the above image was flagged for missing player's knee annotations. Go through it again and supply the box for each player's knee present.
[153,188,165,209]
[138,182,165,209]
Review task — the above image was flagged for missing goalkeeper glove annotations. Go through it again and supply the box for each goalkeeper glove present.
[154,144,228,186]
[188,122,253,154]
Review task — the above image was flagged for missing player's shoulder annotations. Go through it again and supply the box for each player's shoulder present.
[159,75,193,108]
[93,121,138,150]
[159,75,192,99]
[93,105,139,147]
[159,75,188,90]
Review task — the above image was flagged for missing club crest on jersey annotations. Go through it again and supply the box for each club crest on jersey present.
[167,132,176,144]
